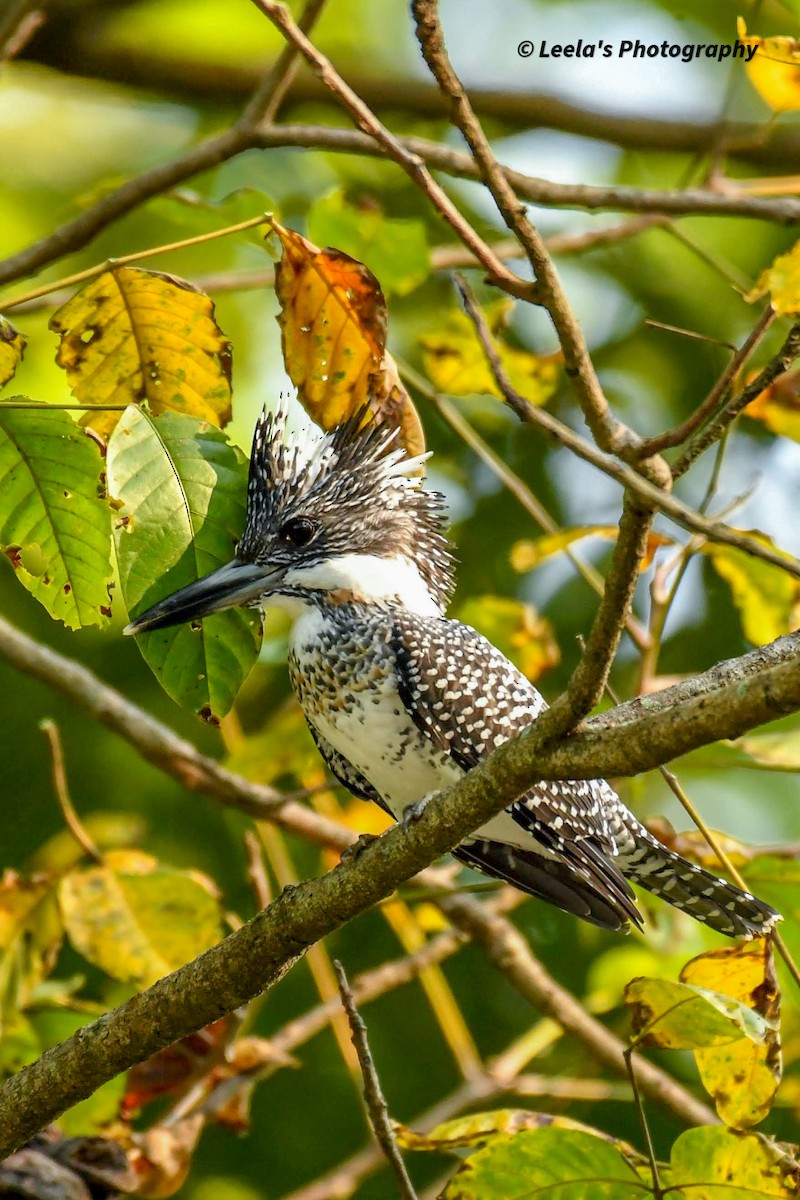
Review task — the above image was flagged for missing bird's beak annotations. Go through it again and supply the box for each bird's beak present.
[123,559,284,636]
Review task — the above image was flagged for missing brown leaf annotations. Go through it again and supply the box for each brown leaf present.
[271,219,424,458]
[128,1116,204,1199]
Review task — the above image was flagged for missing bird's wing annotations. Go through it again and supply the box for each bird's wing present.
[390,611,641,927]
[305,719,393,815]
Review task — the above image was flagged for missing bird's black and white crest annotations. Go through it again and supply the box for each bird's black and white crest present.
[236,401,456,610]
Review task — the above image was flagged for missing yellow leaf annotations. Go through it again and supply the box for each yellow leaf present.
[396,1109,641,1159]
[624,976,769,1049]
[671,1125,798,1200]
[0,870,63,1011]
[453,595,560,682]
[420,301,559,404]
[0,316,25,389]
[270,219,424,458]
[745,368,800,440]
[511,526,671,573]
[49,267,232,439]
[58,854,222,988]
[680,940,781,1128]
[702,533,800,644]
[746,240,800,314]
[738,18,800,112]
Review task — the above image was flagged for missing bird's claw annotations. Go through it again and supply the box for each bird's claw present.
[401,791,440,832]
[340,832,378,864]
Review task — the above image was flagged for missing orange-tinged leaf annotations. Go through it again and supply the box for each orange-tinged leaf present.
[746,240,800,314]
[745,369,800,441]
[511,526,672,574]
[49,267,232,439]
[738,18,800,112]
[420,301,559,404]
[701,532,800,644]
[0,315,25,389]
[270,219,424,457]
[680,939,781,1127]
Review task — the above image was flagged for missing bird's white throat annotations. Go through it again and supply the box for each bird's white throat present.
[275,552,442,617]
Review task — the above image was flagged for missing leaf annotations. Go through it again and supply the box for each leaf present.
[58,850,222,989]
[397,1110,642,1161]
[670,1126,799,1200]
[438,1125,646,1200]
[224,698,329,789]
[738,19,800,113]
[453,595,560,682]
[129,1114,205,1198]
[107,406,262,720]
[744,369,800,441]
[307,189,429,297]
[624,976,771,1050]
[735,729,800,770]
[511,526,672,574]
[701,534,800,644]
[49,266,232,439]
[0,406,112,629]
[270,218,424,457]
[511,526,618,572]
[420,300,559,404]
[679,940,781,1127]
[0,315,25,388]
[746,240,800,315]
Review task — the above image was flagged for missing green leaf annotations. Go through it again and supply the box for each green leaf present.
[0,406,113,628]
[0,315,26,389]
[670,1127,799,1200]
[439,1125,647,1200]
[307,188,429,297]
[107,406,262,720]
[624,977,771,1049]
[58,850,222,988]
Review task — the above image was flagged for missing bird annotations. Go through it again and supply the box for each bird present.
[125,403,781,939]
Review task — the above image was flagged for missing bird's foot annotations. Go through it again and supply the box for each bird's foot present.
[340,832,378,864]
[401,791,440,832]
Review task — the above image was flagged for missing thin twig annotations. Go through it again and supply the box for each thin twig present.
[334,962,419,1200]
[39,719,101,862]
[412,0,667,478]
[401,362,651,652]
[673,322,800,477]
[638,306,775,458]
[246,0,532,301]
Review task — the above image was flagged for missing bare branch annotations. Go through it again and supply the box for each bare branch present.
[334,962,419,1200]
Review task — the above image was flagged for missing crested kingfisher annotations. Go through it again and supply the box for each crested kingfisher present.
[125,406,780,938]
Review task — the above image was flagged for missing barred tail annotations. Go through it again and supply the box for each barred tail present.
[621,832,781,939]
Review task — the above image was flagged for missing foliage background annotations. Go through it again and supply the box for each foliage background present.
[3,0,800,1196]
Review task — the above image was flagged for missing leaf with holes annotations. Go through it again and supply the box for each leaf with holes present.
[0,316,25,389]
[107,406,261,720]
[0,406,112,628]
[58,850,222,989]
[420,300,559,404]
[49,266,232,439]
[679,939,781,1127]
[270,218,424,458]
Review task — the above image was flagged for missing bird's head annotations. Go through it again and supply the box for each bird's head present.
[124,404,455,636]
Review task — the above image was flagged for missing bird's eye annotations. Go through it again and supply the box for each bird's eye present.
[278,516,317,547]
